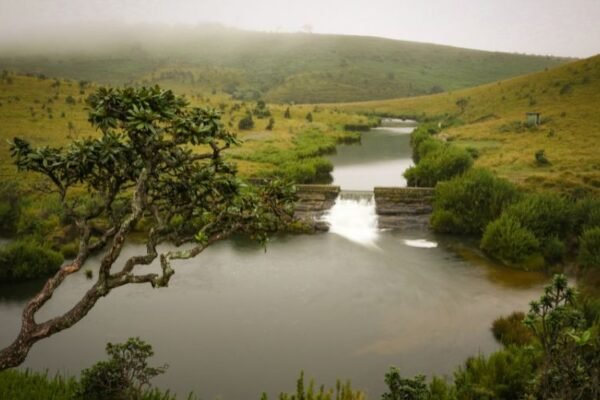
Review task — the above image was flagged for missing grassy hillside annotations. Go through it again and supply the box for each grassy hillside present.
[0,25,568,103]
[0,72,368,184]
[337,55,600,195]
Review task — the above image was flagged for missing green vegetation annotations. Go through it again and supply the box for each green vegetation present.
[480,214,542,267]
[491,312,533,346]
[267,371,364,400]
[76,337,169,400]
[579,227,600,268]
[431,169,519,235]
[0,338,185,400]
[338,55,600,195]
[0,25,567,103]
[404,145,473,187]
[0,240,63,283]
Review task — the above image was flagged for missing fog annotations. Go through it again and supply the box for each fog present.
[0,0,599,57]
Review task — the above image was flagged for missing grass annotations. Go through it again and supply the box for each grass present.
[0,72,370,185]
[0,24,568,104]
[336,55,600,195]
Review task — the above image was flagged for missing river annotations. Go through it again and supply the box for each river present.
[0,119,548,399]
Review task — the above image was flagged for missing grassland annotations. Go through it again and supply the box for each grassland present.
[0,25,568,104]
[0,72,369,184]
[336,55,600,195]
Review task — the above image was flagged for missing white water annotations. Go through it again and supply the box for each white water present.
[323,193,379,247]
[404,239,438,248]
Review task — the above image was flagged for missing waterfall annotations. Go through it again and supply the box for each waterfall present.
[322,191,379,247]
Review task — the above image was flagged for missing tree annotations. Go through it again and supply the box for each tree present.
[266,117,275,131]
[455,98,468,114]
[0,86,295,370]
[76,337,167,400]
[284,107,291,119]
[306,112,313,122]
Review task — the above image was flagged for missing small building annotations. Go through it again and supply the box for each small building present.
[526,112,541,126]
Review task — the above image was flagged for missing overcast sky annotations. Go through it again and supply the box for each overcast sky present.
[0,0,599,57]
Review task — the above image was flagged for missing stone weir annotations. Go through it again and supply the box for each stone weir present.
[373,187,435,230]
[294,185,435,231]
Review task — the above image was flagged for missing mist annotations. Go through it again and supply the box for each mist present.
[0,0,599,57]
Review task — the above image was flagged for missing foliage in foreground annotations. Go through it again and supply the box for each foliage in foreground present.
[76,337,169,400]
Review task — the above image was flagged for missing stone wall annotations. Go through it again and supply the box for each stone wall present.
[373,187,435,230]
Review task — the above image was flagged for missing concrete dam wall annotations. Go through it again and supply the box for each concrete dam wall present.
[295,185,435,230]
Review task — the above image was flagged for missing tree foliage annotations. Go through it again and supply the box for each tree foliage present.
[0,86,295,370]
[76,337,167,400]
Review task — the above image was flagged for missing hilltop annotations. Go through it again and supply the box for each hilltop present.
[337,55,600,194]
[0,25,568,103]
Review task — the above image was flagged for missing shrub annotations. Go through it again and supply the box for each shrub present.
[535,149,550,165]
[382,367,429,400]
[504,193,573,241]
[271,371,365,400]
[492,312,533,346]
[0,240,64,283]
[578,227,600,268]
[76,337,168,400]
[0,182,21,235]
[542,235,566,264]
[284,107,291,119]
[431,169,519,235]
[573,197,600,234]
[414,138,443,163]
[266,117,275,130]
[404,146,473,187]
[453,346,538,400]
[480,215,540,266]
[238,114,254,130]
[305,112,313,122]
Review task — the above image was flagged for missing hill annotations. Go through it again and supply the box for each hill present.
[337,55,600,195]
[0,25,569,104]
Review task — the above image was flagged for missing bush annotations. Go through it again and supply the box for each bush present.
[238,114,254,130]
[431,169,519,235]
[76,337,168,400]
[542,235,566,264]
[404,146,473,187]
[0,240,64,283]
[481,215,540,266]
[504,193,573,241]
[453,346,538,400]
[492,312,534,346]
[578,227,600,268]
[0,182,21,235]
[382,367,429,400]
[535,149,550,166]
[573,197,600,234]
[415,138,443,163]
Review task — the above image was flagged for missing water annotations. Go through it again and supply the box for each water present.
[328,119,416,190]
[323,192,379,247]
[0,118,550,399]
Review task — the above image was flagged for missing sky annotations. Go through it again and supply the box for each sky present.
[0,0,599,58]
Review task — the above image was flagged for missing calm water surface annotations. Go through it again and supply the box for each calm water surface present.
[0,119,548,399]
